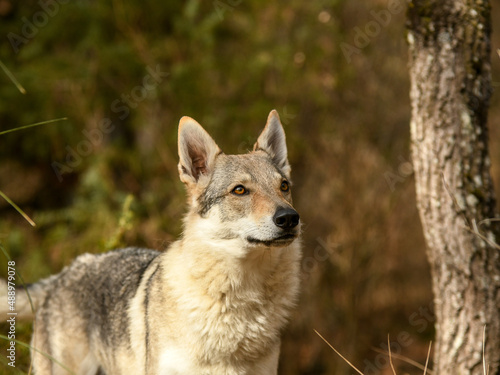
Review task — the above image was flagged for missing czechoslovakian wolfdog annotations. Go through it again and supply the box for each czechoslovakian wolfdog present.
[6,110,301,375]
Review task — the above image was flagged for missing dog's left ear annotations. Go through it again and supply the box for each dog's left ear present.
[178,116,221,185]
[254,110,291,177]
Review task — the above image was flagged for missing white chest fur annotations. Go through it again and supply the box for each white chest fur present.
[155,240,301,374]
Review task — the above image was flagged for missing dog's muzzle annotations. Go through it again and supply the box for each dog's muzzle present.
[246,207,300,247]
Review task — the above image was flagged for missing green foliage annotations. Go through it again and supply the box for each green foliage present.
[105,194,136,250]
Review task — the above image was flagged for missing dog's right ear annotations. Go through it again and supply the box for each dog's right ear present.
[178,116,221,185]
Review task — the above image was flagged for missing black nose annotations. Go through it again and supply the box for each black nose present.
[273,207,300,229]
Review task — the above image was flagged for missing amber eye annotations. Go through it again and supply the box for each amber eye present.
[280,180,290,192]
[232,185,248,195]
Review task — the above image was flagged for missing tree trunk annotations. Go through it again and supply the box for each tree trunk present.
[407,1,500,374]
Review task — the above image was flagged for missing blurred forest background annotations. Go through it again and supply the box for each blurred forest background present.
[1,0,500,374]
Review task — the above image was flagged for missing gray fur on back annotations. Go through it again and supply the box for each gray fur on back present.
[39,248,159,350]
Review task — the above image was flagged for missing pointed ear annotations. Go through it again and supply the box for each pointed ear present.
[253,110,291,176]
[178,116,221,184]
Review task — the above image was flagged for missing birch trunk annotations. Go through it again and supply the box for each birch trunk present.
[407,1,500,373]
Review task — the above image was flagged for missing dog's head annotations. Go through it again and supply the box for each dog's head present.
[177,110,300,250]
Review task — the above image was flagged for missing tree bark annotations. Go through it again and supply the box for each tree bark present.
[407,1,500,374]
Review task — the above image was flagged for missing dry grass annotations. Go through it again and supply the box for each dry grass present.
[315,327,491,375]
